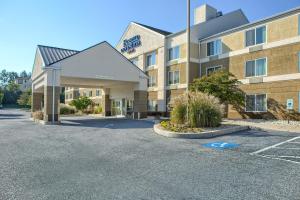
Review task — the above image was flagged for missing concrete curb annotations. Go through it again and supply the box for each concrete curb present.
[153,124,249,139]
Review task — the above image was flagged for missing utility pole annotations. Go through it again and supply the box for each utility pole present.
[186,0,191,122]
[186,0,190,89]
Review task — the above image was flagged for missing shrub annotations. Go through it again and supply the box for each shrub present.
[70,96,93,112]
[93,106,102,114]
[0,90,4,105]
[187,92,223,128]
[32,111,43,120]
[60,104,75,115]
[171,95,187,124]
[17,89,31,108]
[170,92,223,128]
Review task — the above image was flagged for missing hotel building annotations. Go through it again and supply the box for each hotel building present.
[65,4,300,120]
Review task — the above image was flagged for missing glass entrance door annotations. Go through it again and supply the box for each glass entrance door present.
[111,99,122,116]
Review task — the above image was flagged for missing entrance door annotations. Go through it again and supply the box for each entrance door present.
[111,99,122,116]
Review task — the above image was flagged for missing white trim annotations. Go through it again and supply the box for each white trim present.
[166,57,199,66]
[166,84,187,90]
[240,73,300,84]
[200,36,300,63]
[244,57,268,78]
[244,24,268,48]
[206,39,222,57]
[245,93,268,113]
[167,45,180,61]
[168,70,180,86]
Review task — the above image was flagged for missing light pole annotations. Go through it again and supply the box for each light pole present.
[186,0,191,122]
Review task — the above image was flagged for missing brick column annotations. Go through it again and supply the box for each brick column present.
[44,86,60,122]
[32,92,43,112]
[133,90,147,119]
[102,95,111,116]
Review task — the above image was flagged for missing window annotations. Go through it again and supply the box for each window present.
[168,46,180,61]
[96,89,101,97]
[148,100,157,112]
[146,52,156,67]
[130,57,138,66]
[207,39,222,57]
[245,58,267,77]
[89,91,93,97]
[168,71,180,85]
[245,26,266,47]
[206,66,222,76]
[246,94,267,112]
[148,76,156,87]
[83,92,86,97]
[70,93,73,99]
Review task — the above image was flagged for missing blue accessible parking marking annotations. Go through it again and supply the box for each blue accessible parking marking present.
[203,142,240,150]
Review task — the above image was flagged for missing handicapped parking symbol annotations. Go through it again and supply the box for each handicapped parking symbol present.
[203,142,240,150]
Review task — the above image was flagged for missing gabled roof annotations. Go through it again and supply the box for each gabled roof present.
[38,45,79,66]
[133,22,172,36]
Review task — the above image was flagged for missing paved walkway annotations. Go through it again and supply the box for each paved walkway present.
[224,119,300,133]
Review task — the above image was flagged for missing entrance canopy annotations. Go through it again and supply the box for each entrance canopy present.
[31,41,148,124]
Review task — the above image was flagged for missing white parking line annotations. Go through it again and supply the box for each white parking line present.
[250,136,300,165]
[250,136,300,155]
[255,154,300,165]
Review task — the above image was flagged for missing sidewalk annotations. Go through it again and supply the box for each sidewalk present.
[223,119,300,133]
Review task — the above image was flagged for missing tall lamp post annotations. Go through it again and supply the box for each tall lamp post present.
[186,0,191,121]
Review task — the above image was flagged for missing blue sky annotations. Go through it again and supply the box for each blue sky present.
[0,0,300,73]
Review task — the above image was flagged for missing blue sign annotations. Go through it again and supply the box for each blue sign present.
[203,142,240,150]
[121,35,141,54]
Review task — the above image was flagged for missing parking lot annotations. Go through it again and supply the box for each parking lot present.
[0,108,300,200]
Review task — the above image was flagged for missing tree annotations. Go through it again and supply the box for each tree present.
[0,89,4,106]
[190,70,245,107]
[2,82,21,104]
[0,70,18,87]
[17,89,32,107]
[70,96,93,112]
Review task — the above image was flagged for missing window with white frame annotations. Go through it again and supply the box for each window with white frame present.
[206,65,222,76]
[70,93,73,99]
[168,71,180,85]
[245,26,266,47]
[207,39,222,57]
[130,57,138,66]
[148,75,156,87]
[246,94,267,112]
[89,91,93,97]
[96,89,101,97]
[245,58,267,77]
[148,100,157,112]
[168,46,180,61]
[146,52,156,67]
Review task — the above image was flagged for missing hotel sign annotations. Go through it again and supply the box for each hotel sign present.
[121,35,141,54]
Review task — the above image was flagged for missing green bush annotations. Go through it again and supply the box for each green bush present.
[70,96,93,112]
[171,96,187,124]
[60,104,75,115]
[17,89,31,108]
[0,90,4,105]
[170,92,223,128]
[93,106,102,114]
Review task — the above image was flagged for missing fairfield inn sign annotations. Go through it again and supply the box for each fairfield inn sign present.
[121,35,141,53]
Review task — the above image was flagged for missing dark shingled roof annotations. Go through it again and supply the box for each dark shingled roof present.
[133,22,172,36]
[38,45,79,66]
